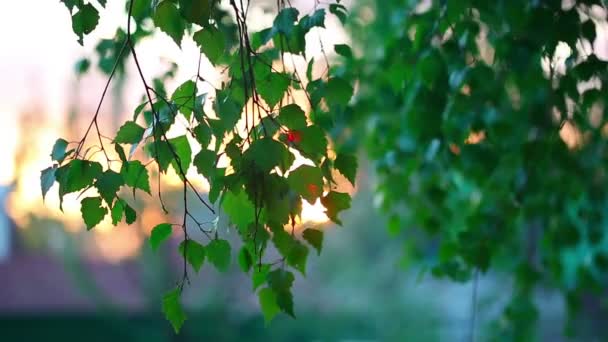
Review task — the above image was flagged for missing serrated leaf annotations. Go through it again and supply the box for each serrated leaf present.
[193,123,212,148]
[51,138,69,162]
[179,239,206,272]
[193,27,226,65]
[258,287,280,324]
[178,0,210,26]
[114,121,145,144]
[252,264,271,290]
[40,166,57,201]
[334,152,357,185]
[257,73,290,108]
[162,288,187,333]
[296,125,328,162]
[171,80,197,120]
[244,138,295,173]
[206,239,231,272]
[273,8,299,35]
[288,165,324,204]
[150,223,173,251]
[55,160,103,206]
[71,3,99,45]
[279,104,307,130]
[302,228,323,255]
[153,1,186,47]
[238,246,253,272]
[222,190,255,231]
[121,160,151,194]
[321,191,351,225]
[95,170,124,205]
[124,202,137,224]
[111,198,124,225]
[193,149,216,178]
[169,135,192,175]
[80,197,107,230]
[268,269,295,317]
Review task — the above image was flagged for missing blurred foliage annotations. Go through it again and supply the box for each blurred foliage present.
[336,0,608,339]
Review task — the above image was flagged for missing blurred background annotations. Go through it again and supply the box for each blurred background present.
[0,1,583,341]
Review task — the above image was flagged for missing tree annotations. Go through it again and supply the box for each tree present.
[42,0,354,332]
[341,0,608,339]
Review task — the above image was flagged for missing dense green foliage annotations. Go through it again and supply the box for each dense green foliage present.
[43,0,354,332]
[342,0,608,338]
[42,0,608,339]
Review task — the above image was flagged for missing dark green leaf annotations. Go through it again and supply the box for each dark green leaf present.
[80,197,107,230]
[279,104,307,130]
[296,125,328,162]
[321,191,351,225]
[124,202,137,224]
[334,44,352,58]
[193,149,216,178]
[111,198,124,225]
[71,3,99,45]
[257,73,290,108]
[222,190,255,231]
[169,135,192,175]
[244,138,295,173]
[55,160,103,205]
[238,246,253,272]
[150,223,173,251]
[273,8,299,35]
[268,269,295,317]
[329,3,347,24]
[288,165,323,204]
[334,152,357,185]
[326,77,353,107]
[302,228,323,255]
[95,170,124,205]
[171,80,197,120]
[178,0,210,26]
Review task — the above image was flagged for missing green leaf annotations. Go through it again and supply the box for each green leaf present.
[296,125,328,163]
[193,149,216,178]
[288,165,324,204]
[279,104,307,130]
[257,73,290,108]
[334,44,352,58]
[300,9,326,31]
[40,166,57,201]
[193,123,212,148]
[178,0,210,26]
[273,8,299,35]
[334,152,357,185]
[114,121,145,144]
[95,170,124,205]
[268,269,295,317]
[258,287,280,324]
[80,197,107,230]
[244,138,295,173]
[326,77,353,107]
[171,80,197,120]
[222,190,255,231]
[55,160,103,205]
[71,3,99,45]
[146,140,173,172]
[238,246,253,272]
[121,160,151,194]
[162,288,187,333]
[111,198,124,225]
[179,239,206,272]
[193,27,226,65]
[51,138,69,162]
[206,239,231,272]
[153,1,186,47]
[302,228,323,255]
[169,135,192,175]
[115,143,128,163]
[272,229,308,275]
[124,202,137,224]
[150,223,173,251]
[252,264,271,290]
[329,3,347,24]
[321,191,351,225]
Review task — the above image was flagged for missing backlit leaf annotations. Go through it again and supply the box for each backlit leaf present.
[80,197,107,230]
